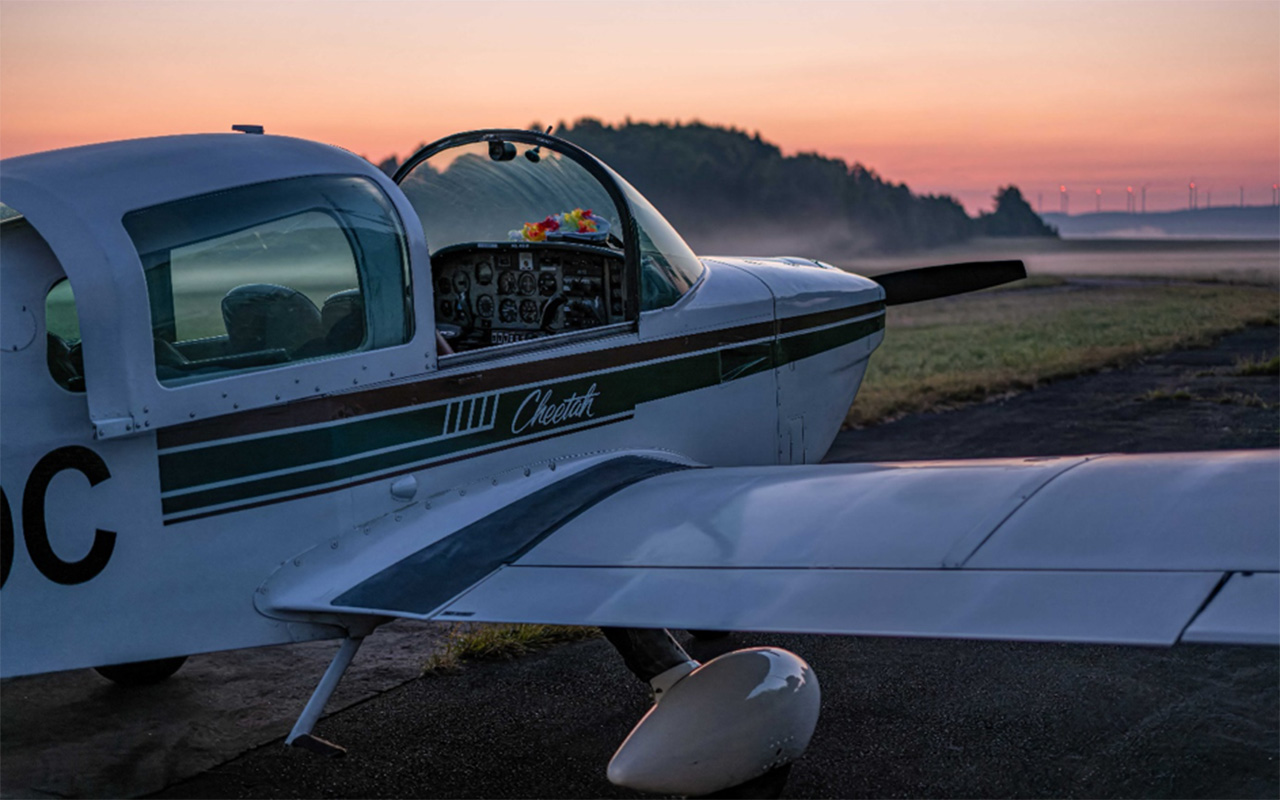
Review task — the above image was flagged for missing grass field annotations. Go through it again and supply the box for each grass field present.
[847,280,1279,427]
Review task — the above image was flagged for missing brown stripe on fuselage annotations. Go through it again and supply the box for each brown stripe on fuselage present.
[158,301,883,449]
[778,301,882,334]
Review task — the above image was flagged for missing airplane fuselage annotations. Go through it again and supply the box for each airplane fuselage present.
[0,137,884,675]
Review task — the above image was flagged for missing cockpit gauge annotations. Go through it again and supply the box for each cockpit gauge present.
[430,242,627,352]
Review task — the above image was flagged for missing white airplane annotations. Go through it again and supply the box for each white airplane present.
[1,127,1275,797]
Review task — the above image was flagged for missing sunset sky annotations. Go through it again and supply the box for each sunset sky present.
[2,0,1277,213]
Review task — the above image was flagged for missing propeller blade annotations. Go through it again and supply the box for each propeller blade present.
[873,259,1027,306]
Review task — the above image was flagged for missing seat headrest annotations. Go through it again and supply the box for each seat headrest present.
[321,289,364,331]
[221,284,322,354]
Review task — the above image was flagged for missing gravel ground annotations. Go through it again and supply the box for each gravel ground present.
[5,325,1277,799]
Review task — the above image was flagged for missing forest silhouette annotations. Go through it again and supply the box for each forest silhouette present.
[379,118,1056,256]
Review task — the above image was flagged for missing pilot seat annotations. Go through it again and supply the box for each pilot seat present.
[221,283,323,358]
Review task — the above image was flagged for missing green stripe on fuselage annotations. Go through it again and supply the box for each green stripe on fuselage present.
[720,342,776,382]
[159,403,452,493]
[160,352,720,514]
[158,313,882,516]
[776,314,884,364]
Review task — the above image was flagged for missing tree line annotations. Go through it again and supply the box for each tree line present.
[377,118,1055,255]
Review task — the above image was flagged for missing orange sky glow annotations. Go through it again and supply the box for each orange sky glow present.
[2,0,1277,213]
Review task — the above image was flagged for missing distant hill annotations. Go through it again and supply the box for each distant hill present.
[555,119,1057,256]
[1042,207,1279,240]
[976,187,1057,238]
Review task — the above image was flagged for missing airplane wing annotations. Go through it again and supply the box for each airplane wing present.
[257,451,1279,647]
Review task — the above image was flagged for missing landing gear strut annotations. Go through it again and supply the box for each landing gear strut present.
[285,635,365,757]
[601,627,697,689]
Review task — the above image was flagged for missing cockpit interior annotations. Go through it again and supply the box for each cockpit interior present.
[394,130,707,356]
[430,241,627,352]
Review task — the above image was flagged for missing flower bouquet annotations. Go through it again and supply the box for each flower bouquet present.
[510,208,610,244]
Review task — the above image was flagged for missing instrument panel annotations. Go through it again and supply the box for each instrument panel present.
[432,242,628,352]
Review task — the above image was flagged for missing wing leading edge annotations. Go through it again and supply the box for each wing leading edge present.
[260,451,1279,647]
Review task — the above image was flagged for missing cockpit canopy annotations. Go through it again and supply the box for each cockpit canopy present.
[394,130,704,354]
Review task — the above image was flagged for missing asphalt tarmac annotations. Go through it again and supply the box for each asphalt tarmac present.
[4,325,1277,799]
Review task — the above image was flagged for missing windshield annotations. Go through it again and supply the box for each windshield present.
[399,143,622,255]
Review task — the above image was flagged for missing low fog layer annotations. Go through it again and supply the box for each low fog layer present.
[1042,207,1280,240]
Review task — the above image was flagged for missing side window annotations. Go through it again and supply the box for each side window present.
[0,208,85,393]
[611,172,705,311]
[45,278,85,393]
[123,175,411,386]
[637,227,687,310]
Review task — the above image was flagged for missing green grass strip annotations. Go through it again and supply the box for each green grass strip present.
[848,283,1278,427]
[423,624,601,675]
